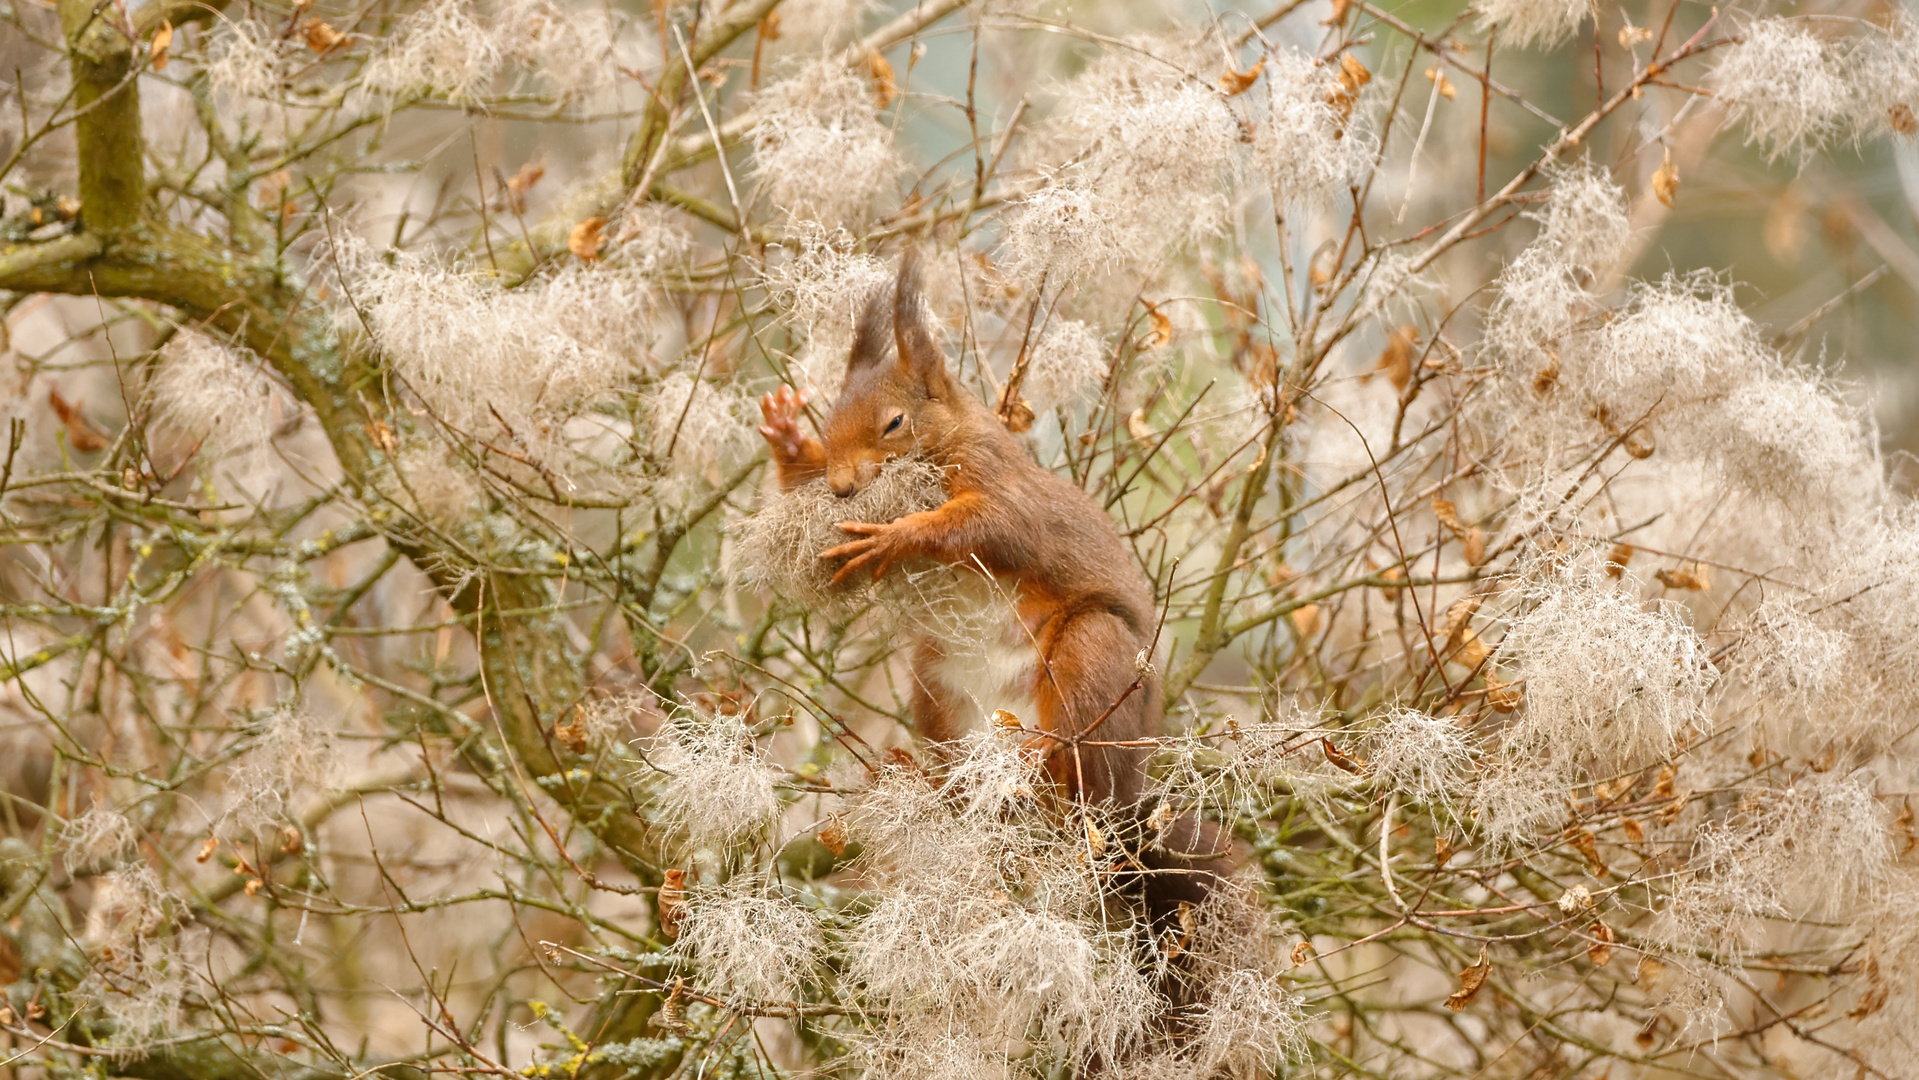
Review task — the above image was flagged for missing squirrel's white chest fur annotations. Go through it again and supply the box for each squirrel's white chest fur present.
[921,590,1042,733]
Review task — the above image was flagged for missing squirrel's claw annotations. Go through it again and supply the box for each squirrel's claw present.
[820,521,903,585]
[757,386,811,460]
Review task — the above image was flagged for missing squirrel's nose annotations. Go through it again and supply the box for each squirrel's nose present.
[831,481,857,498]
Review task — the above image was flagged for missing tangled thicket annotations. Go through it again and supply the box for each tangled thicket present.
[4,0,1919,1076]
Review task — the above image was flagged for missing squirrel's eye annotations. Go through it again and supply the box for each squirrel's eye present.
[884,414,905,435]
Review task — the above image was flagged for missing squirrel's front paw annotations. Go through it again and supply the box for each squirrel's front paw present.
[819,520,912,585]
[758,385,811,461]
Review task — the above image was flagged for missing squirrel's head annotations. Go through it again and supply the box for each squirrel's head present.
[820,251,958,498]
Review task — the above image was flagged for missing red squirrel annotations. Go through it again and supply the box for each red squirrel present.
[757,252,1226,915]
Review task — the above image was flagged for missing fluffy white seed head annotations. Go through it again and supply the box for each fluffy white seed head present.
[1024,319,1108,413]
[224,707,341,837]
[1685,371,1875,507]
[203,18,292,100]
[750,60,902,229]
[758,230,892,391]
[1712,18,1857,162]
[79,863,190,1045]
[672,882,822,1005]
[149,332,280,465]
[63,806,140,873]
[1535,162,1630,273]
[641,372,752,479]
[1037,59,1247,264]
[1499,568,1715,774]
[85,862,175,944]
[1661,776,1892,951]
[336,239,654,443]
[1483,245,1587,365]
[1734,596,1851,712]
[1470,756,1571,849]
[493,0,633,99]
[1003,183,1127,288]
[1473,0,1594,50]
[360,0,503,101]
[1193,969,1308,1078]
[643,709,783,850]
[1256,50,1376,206]
[1591,273,1767,421]
[1368,707,1475,817]
[1850,12,1919,139]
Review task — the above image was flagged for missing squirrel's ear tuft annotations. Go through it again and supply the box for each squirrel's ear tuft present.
[845,285,892,374]
[892,248,950,396]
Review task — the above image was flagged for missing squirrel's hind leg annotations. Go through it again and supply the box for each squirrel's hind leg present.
[1033,611,1154,809]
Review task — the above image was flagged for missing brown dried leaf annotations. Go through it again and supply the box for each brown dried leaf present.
[1532,350,1560,396]
[1126,408,1155,443]
[196,836,218,863]
[1219,58,1264,96]
[1321,738,1367,775]
[658,868,688,938]
[1453,628,1490,669]
[1463,527,1486,566]
[1622,818,1646,845]
[281,826,304,855]
[1320,0,1351,25]
[818,813,848,857]
[1890,103,1916,136]
[866,49,897,107]
[47,387,108,452]
[1375,324,1416,390]
[992,709,1023,731]
[1330,53,1371,121]
[1588,921,1616,966]
[1290,939,1316,966]
[1290,603,1321,635]
[505,159,545,215]
[1424,66,1456,100]
[1636,954,1666,987]
[1655,564,1709,591]
[1652,148,1679,208]
[1848,954,1888,1018]
[1486,675,1524,713]
[1440,595,1482,652]
[244,877,264,896]
[1083,816,1108,858]
[367,417,397,454]
[1571,830,1609,878]
[568,216,606,260]
[758,11,781,40]
[1656,792,1688,825]
[1652,763,1678,800]
[1434,834,1454,866]
[999,394,1035,433]
[1143,304,1173,350]
[150,18,172,71]
[303,17,346,54]
[553,717,588,754]
[1444,944,1491,1011]
[1432,495,1470,540]
[1618,24,1653,48]
[1622,426,1656,458]
[1162,901,1197,957]
[1604,542,1634,578]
